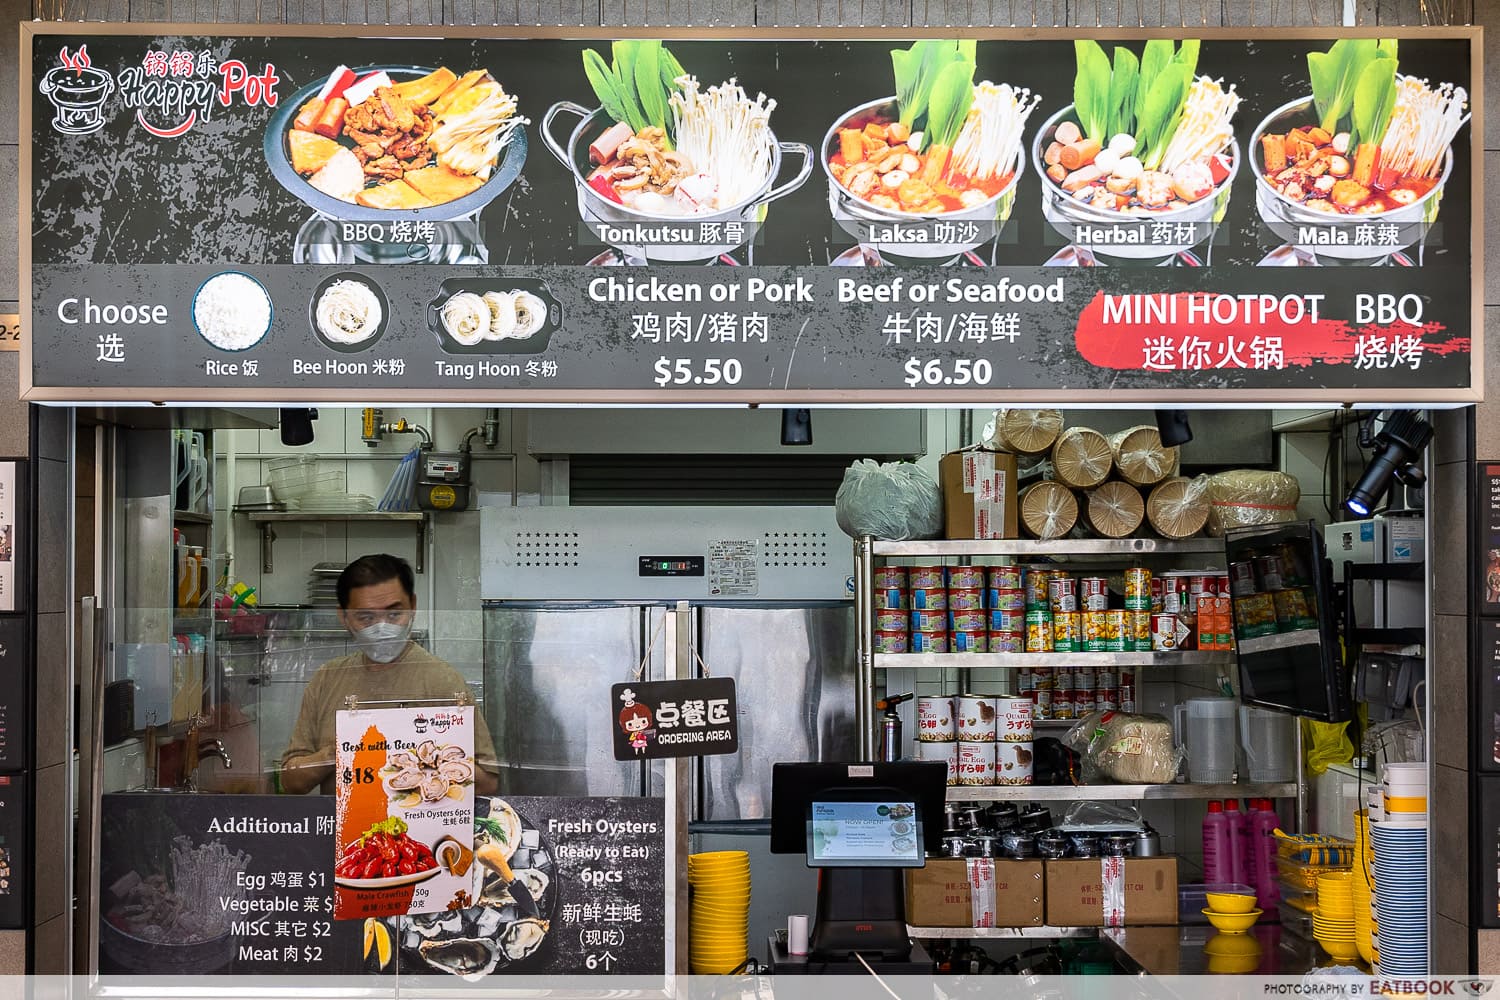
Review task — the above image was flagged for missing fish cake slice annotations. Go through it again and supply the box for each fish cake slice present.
[354,178,434,209]
[431,69,487,115]
[404,165,485,204]
[288,130,344,175]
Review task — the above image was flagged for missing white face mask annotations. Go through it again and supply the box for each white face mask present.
[354,620,411,663]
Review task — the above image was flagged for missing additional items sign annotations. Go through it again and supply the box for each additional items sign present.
[333,705,475,919]
[99,793,364,975]
[22,28,1480,405]
[611,678,739,760]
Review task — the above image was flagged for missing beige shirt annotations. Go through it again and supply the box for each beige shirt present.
[280,643,498,794]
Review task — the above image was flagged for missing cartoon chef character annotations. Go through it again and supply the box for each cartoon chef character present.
[618,688,654,755]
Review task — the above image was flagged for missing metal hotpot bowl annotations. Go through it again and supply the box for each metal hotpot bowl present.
[822,97,1021,262]
[263,65,530,224]
[542,101,813,264]
[1030,103,1240,264]
[101,920,235,974]
[1250,91,1453,264]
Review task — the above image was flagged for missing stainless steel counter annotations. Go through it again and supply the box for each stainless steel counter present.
[1102,925,1330,975]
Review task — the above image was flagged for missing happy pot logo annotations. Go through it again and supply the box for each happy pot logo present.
[38,47,114,136]
[115,47,281,138]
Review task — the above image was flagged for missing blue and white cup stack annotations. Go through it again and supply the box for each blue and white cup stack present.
[1370,762,1428,977]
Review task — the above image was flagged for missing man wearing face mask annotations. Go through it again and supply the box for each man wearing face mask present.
[278,554,500,795]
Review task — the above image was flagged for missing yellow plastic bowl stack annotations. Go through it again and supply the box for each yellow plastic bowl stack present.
[1353,811,1376,964]
[688,851,751,974]
[1201,889,1261,935]
[1314,871,1359,961]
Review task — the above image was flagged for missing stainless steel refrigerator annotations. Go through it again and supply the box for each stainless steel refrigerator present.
[480,506,857,945]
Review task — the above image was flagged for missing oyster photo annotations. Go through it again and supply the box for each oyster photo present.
[393,797,557,979]
[418,937,502,981]
[382,741,475,808]
[501,917,550,961]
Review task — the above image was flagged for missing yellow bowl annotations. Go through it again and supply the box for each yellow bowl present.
[1203,908,1263,934]
[1204,933,1263,973]
[1320,938,1360,961]
[1205,892,1258,914]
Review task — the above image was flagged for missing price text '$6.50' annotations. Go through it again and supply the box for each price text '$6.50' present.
[903,357,994,388]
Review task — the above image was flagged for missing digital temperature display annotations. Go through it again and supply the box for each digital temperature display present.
[638,556,705,577]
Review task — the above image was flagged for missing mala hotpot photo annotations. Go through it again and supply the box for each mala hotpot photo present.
[1249,41,1467,265]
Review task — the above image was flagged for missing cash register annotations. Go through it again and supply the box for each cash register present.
[767,761,946,974]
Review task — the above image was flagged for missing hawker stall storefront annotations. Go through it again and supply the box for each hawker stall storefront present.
[15,21,1487,989]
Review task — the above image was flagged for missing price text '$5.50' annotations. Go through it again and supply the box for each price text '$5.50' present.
[653,357,743,387]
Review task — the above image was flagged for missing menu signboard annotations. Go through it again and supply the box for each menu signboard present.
[99,793,366,975]
[100,792,667,978]
[333,705,476,919]
[23,27,1480,405]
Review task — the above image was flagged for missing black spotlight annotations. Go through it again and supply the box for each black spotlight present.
[780,408,813,446]
[1155,409,1193,447]
[1344,410,1432,518]
[279,408,319,447]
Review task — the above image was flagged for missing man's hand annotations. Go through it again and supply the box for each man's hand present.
[279,748,335,795]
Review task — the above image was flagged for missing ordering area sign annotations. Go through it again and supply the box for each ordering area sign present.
[21,27,1480,404]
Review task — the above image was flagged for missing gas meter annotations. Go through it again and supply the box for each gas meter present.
[417,451,472,511]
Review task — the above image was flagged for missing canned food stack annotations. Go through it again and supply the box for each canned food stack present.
[913,695,958,785]
[908,565,949,654]
[919,694,1035,787]
[1024,566,1054,652]
[1230,548,1316,644]
[987,565,1026,653]
[873,566,911,654]
[947,565,988,652]
[1025,658,1135,723]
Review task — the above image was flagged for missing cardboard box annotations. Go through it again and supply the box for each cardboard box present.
[1044,857,1178,927]
[904,858,1044,928]
[940,448,1019,540]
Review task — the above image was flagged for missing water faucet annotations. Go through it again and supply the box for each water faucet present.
[198,739,233,771]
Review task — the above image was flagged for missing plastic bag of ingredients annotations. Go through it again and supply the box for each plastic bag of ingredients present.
[1109,425,1180,487]
[835,459,943,541]
[1064,709,1183,785]
[1058,800,1144,831]
[1051,427,1114,489]
[1201,470,1302,536]
[985,408,1065,455]
[1147,476,1212,539]
[1019,481,1078,539]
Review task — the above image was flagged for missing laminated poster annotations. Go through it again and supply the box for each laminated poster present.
[334,705,476,920]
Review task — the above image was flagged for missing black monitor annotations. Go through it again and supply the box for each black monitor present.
[770,762,947,960]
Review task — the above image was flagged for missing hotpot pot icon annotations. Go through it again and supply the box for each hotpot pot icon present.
[39,47,114,136]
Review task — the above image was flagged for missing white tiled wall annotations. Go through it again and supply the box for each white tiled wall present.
[215,407,534,610]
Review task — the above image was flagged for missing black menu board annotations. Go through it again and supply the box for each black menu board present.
[99,792,669,980]
[99,793,367,975]
[22,28,1481,404]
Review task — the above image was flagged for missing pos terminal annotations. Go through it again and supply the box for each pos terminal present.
[767,761,946,973]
